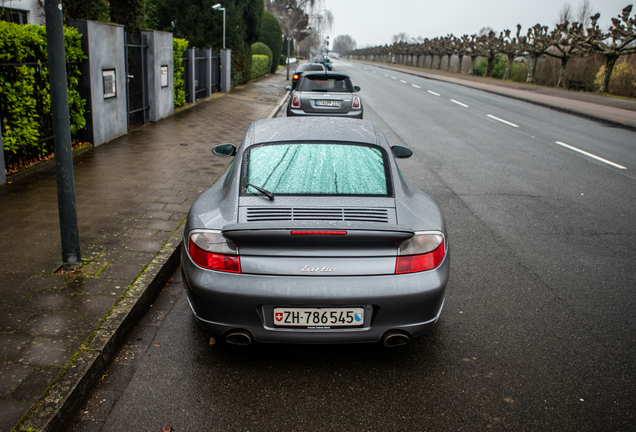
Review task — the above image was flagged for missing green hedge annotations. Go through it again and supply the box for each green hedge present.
[0,22,86,153]
[173,38,188,107]
[251,42,272,73]
[251,55,270,80]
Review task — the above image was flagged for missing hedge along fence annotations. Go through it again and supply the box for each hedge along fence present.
[251,55,270,80]
[0,21,86,154]
[173,38,188,108]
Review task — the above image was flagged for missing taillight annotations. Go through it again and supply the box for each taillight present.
[352,96,361,109]
[188,230,240,273]
[291,95,300,108]
[293,74,299,80]
[395,232,445,274]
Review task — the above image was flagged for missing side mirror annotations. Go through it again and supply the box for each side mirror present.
[353,86,361,92]
[391,145,413,159]
[212,143,237,157]
[285,85,292,91]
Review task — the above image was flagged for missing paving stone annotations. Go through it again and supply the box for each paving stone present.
[0,286,31,308]
[20,292,72,312]
[163,204,191,213]
[0,310,34,332]
[140,210,173,220]
[10,366,61,402]
[0,333,32,362]
[135,202,166,211]
[120,228,158,240]
[17,312,77,337]
[97,263,145,280]
[0,399,33,432]
[0,363,34,398]
[60,277,126,295]
[64,295,117,317]
[18,337,77,367]
[146,220,181,231]
[20,273,70,292]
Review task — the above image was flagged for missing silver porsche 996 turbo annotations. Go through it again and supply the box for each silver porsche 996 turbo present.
[181,117,449,347]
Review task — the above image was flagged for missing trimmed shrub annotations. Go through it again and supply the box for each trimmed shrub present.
[173,37,188,107]
[0,22,86,153]
[251,55,270,80]
[252,42,272,72]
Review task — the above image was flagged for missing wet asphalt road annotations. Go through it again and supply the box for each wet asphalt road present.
[68,61,636,431]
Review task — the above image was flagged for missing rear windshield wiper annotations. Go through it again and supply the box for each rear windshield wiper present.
[247,183,275,201]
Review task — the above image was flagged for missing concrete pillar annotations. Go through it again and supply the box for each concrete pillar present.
[221,49,231,93]
[143,30,174,122]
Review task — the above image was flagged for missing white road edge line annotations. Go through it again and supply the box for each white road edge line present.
[487,114,519,128]
[555,141,627,169]
[451,99,469,108]
[400,80,408,83]
[384,74,389,77]
[428,90,441,96]
[412,84,421,89]
[391,76,397,80]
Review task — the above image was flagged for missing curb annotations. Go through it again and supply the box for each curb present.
[20,227,183,432]
[352,60,636,133]
[268,90,290,119]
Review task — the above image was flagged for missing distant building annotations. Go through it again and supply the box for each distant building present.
[1,0,45,25]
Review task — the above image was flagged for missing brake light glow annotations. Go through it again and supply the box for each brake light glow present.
[291,95,301,108]
[291,230,348,235]
[293,74,299,80]
[352,96,361,109]
[189,241,241,273]
[395,239,445,274]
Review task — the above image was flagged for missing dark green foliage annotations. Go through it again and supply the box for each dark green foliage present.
[252,54,270,79]
[282,38,295,58]
[62,0,110,24]
[110,0,146,33]
[156,0,263,86]
[474,56,507,79]
[173,38,188,107]
[0,22,86,152]
[258,10,282,73]
[252,42,272,72]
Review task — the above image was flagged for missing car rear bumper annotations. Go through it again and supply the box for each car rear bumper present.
[181,247,449,344]
[287,107,363,119]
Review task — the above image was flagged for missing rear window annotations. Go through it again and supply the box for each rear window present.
[300,76,351,92]
[244,143,391,196]
[299,64,324,72]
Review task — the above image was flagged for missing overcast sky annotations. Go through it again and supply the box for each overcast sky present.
[321,0,631,48]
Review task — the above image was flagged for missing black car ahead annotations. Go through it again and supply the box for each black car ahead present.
[291,63,326,89]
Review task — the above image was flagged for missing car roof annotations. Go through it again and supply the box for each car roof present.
[301,72,351,80]
[245,118,380,147]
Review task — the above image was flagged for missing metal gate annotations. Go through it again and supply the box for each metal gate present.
[125,33,148,130]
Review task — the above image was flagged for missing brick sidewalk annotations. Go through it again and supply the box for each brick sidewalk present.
[0,71,288,432]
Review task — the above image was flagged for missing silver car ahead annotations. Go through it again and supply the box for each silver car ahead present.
[181,117,449,346]
[286,72,363,119]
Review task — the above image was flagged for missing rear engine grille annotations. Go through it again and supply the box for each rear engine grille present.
[246,208,389,223]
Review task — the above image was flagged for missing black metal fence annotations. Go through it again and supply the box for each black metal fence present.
[182,48,220,105]
[125,32,149,129]
[1,58,79,175]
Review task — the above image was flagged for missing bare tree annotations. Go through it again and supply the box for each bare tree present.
[500,25,526,80]
[558,2,574,25]
[392,32,410,44]
[578,0,594,28]
[546,21,586,87]
[525,24,552,83]
[333,35,357,53]
[568,5,636,92]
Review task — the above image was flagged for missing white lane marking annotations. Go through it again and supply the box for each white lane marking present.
[487,114,519,128]
[412,84,421,89]
[391,76,397,80]
[373,71,376,73]
[428,90,441,96]
[451,99,469,108]
[364,68,368,70]
[555,141,627,169]
[400,80,408,83]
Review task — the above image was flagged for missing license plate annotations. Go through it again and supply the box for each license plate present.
[274,307,364,327]
[315,100,340,107]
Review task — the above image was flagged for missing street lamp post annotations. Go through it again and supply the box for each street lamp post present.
[286,2,294,80]
[212,3,226,49]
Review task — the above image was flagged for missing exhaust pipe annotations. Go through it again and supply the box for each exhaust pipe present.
[381,330,410,347]
[225,330,253,346]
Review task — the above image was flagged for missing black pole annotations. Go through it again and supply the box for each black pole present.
[45,0,82,270]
